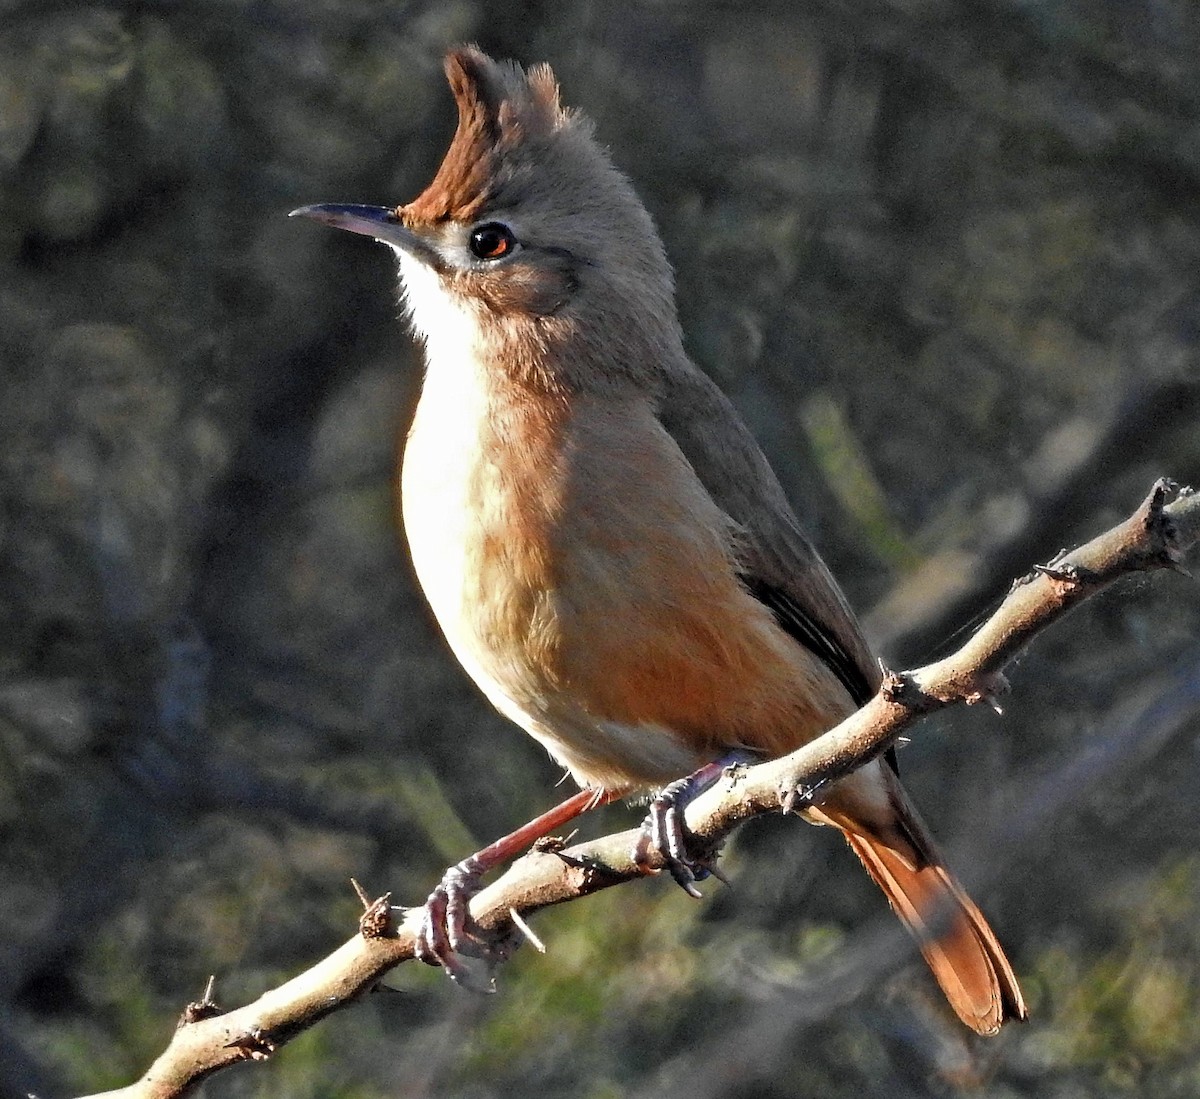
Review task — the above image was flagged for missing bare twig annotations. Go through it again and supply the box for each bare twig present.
[75,481,1200,1099]
[866,377,1200,662]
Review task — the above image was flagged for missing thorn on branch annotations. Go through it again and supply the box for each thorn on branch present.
[962,671,1010,712]
[359,896,394,939]
[1144,478,1194,574]
[779,780,825,816]
[352,878,395,939]
[508,907,546,953]
[177,975,222,1028]
[721,759,750,786]
[552,847,627,889]
[1032,560,1089,588]
[880,667,922,707]
[225,1027,276,1062]
[533,835,568,854]
[1139,477,1176,547]
[1141,477,1178,528]
[1044,546,1071,569]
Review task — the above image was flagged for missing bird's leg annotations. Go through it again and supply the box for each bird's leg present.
[633,751,756,896]
[416,786,620,984]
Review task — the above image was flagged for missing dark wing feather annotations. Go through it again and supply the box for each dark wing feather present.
[656,361,881,702]
[739,574,874,707]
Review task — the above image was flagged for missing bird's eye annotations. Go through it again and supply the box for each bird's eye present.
[468,222,517,261]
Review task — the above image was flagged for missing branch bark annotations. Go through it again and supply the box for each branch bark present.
[76,480,1200,1099]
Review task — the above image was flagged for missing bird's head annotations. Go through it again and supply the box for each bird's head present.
[293,47,681,387]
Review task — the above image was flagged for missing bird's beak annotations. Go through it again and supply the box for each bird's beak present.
[289,203,440,267]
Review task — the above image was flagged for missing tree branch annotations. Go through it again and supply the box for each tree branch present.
[76,480,1199,1099]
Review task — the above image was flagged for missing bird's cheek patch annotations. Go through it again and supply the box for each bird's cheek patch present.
[460,257,579,318]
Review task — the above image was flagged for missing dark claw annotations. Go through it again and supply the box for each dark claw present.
[706,861,732,888]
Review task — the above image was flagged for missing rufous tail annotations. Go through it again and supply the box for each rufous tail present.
[819,798,1027,1036]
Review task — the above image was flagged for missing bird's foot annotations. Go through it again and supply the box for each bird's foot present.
[632,779,720,896]
[414,856,508,991]
[632,756,748,896]
[412,788,616,988]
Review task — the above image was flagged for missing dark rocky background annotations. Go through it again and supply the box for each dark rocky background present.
[3,2,1200,1096]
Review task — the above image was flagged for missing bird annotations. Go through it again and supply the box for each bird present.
[292,45,1026,1035]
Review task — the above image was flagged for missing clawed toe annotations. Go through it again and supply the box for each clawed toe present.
[630,756,750,895]
[411,789,623,988]
[632,784,715,898]
[415,859,499,990]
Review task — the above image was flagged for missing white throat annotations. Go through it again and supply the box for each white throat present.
[393,249,485,364]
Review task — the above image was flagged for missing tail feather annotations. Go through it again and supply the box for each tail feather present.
[813,772,1026,1036]
[839,828,1026,1035]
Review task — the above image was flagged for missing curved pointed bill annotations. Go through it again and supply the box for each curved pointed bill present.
[289,203,440,267]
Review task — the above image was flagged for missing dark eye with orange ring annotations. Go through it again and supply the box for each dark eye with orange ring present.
[468,222,517,261]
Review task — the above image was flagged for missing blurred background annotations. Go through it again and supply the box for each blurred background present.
[3,1,1200,1096]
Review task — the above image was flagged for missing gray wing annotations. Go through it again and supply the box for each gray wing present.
[657,362,878,707]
